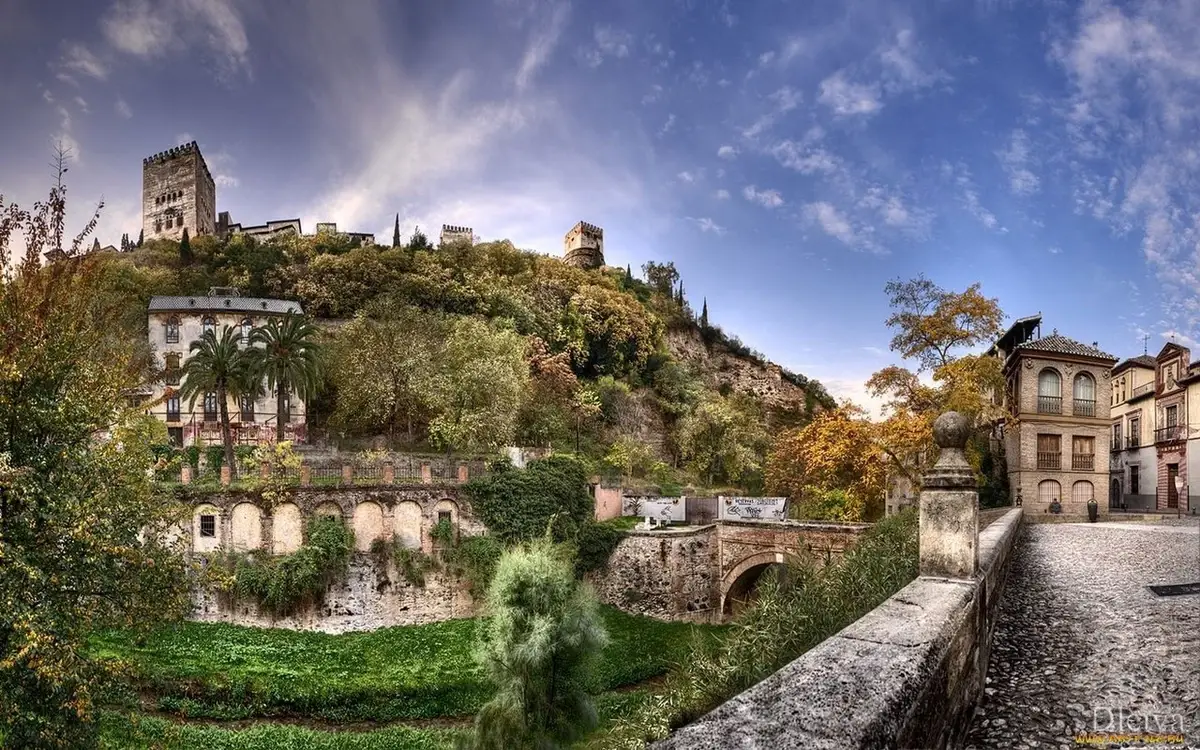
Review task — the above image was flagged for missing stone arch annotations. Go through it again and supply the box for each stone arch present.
[432,498,460,548]
[272,502,303,554]
[720,550,797,617]
[1072,480,1094,505]
[1037,367,1062,396]
[313,501,343,520]
[393,501,423,550]
[192,503,222,554]
[1110,478,1122,510]
[353,501,386,552]
[230,502,263,551]
[1037,479,1061,507]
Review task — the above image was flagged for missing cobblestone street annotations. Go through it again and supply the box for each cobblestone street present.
[966,518,1200,749]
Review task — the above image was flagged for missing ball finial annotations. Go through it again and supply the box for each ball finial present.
[933,411,971,450]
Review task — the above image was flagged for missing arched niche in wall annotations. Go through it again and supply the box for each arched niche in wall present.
[230,502,263,551]
[192,503,222,554]
[272,502,303,555]
[353,500,386,552]
[393,501,422,550]
[313,501,343,520]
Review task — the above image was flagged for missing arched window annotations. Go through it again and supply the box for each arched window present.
[203,391,218,422]
[202,316,216,337]
[1038,479,1061,507]
[165,315,180,343]
[1073,373,1096,416]
[1072,480,1094,505]
[164,353,181,386]
[240,317,253,341]
[1037,369,1062,414]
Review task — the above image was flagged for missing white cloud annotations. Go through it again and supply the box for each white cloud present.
[767,86,802,113]
[677,170,696,184]
[73,96,89,114]
[583,24,634,67]
[689,216,725,235]
[862,346,887,356]
[818,70,883,116]
[771,141,840,175]
[996,129,1040,196]
[804,201,858,246]
[61,43,108,80]
[115,98,133,118]
[942,161,1002,231]
[515,2,569,91]
[1048,245,1062,254]
[659,113,676,136]
[742,185,783,208]
[857,186,932,237]
[641,84,663,105]
[101,0,250,78]
[879,28,949,94]
[717,145,737,160]
[714,189,730,200]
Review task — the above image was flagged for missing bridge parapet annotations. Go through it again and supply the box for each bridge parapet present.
[656,412,1024,749]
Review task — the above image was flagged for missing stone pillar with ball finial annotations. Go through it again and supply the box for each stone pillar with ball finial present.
[919,411,979,580]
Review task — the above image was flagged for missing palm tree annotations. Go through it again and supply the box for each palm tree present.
[180,327,255,477]
[247,312,324,442]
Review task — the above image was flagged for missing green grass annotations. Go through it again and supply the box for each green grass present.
[92,606,718,724]
[99,712,459,750]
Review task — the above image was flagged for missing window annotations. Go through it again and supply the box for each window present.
[168,426,183,447]
[1130,465,1140,495]
[1166,404,1178,426]
[1072,480,1094,504]
[1037,479,1061,506]
[1071,436,1095,471]
[166,216,173,230]
[1129,416,1141,447]
[1112,423,1121,451]
[155,220,162,233]
[438,510,452,525]
[1073,373,1096,417]
[240,317,253,341]
[1037,369,1062,413]
[165,353,181,386]
[240,394,255,422]
[199,514,216,538]
[203,391,218,422]
[166,396,180,421]
[1037,434,1061,469]
[202,316,216,336]
[165,316,180,343]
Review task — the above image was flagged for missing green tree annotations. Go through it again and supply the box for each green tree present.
[641,260,679,297]
[700,297,709,328]
[408,226,432,253]
[566,284,662,377]
[0,172,189,748]
[179,327,255,477]
[246,312,324,442]
[179,227,192,265]
[328,304,442,444]
[426,316,529,452]
[136,228,143,247]
[465,455,593,544]
[392,213,401,248]
[466,542,608,750]
[676,392,769,486]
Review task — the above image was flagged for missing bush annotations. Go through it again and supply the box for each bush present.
[442,535,504,599]
[464,455,592,544]
[574,521,625,577]
[232,516,354,615]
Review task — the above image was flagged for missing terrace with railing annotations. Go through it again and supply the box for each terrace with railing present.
[1036,395,1062,414]
[1071,453,1094,471]
[1036,451,1061,470]
[165,452,493,488]
[1072,399,1096,417]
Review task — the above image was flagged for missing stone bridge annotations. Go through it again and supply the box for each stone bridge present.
[654,412,1200,748]
[589,518,869,621]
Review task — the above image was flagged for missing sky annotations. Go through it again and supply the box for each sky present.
[2,0,1199,415]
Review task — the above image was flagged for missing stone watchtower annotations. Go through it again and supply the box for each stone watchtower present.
[142,141,217,242]
[563,221,604,269]
[439,224,474,247]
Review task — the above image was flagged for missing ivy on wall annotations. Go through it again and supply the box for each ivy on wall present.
[464,455,593,544]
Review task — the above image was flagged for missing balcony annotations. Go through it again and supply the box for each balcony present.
[1131,382,1154,399]
[1127,432,1141,448]
[1037,452,1061,470]
[1037,395,1062,414]
[1073,399,1096,417]
[1111,435,1122,452]
[1155,425,1184,443]
[1072,453,1095,471]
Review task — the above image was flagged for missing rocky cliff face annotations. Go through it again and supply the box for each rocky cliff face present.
[666,329,818,414]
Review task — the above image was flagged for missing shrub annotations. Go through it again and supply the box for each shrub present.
[464,455,592,544]
[574,521,625,577]
[233,516,354,615]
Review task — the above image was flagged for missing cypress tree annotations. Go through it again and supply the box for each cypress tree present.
[700,297,709,328]
[392,213,401,248]
[179,227,192,265]
[136,229,144,248]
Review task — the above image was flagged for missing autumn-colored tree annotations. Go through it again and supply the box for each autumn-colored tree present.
[883,274,1004,373]
[517,337,580,447]
[566,284,662,377]
[765,406,886,521]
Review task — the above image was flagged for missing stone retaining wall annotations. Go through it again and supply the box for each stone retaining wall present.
[656,507,1024,748]
[587,526,718,621]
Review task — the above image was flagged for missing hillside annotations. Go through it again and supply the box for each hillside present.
[88,229,834,492]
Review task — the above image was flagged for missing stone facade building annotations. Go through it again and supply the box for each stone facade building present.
[563,221,604,269]
[214,214,375,245]
[147,288,308,447]
[1109,343,1200,512]
[994,317,1117,514]
[439,224,474,246]
[142,141,217,242]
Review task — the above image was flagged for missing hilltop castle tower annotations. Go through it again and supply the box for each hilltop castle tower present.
[142,141,216,242]
[439,224,474,246]
[563,221,604,269]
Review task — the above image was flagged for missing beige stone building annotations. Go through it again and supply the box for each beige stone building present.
[143,141,217,242]
[994,319,1117,514]
[564,221,605,269]
[1108,354,1157,510]
[147,288,308,447]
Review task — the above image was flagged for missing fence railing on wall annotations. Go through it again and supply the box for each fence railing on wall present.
[172,455,485,488]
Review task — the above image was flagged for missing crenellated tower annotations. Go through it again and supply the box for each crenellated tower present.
[142,141,217,242]
[439,224,474,247]
[563,221,604,269]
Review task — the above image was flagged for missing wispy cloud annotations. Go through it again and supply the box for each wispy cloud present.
[818,70,883,116]
[996,128,1040,196]
[714,189,730,200]
[60,43,108,81]
[115,97,133,118]
[743,185,783,208]
[942,161,1002,231]
[516,2,569,91]
[100,0,251,79]
[582,24,634,67]
[689,216,726,235]
[717,145,737,160]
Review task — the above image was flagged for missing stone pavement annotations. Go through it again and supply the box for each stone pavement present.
[966,518,1200,749]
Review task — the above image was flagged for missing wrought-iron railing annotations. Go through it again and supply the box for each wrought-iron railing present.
[1037,395,1062,414]
[1127,432,1141,448]
[1036,451,1061,470]
[1110,435,1122,452]
[1155,425,1184,443]
[1071,454,1094,471]
[1073,399,1096,417]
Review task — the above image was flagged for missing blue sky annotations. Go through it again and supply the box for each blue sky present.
[2,0,1197,413]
